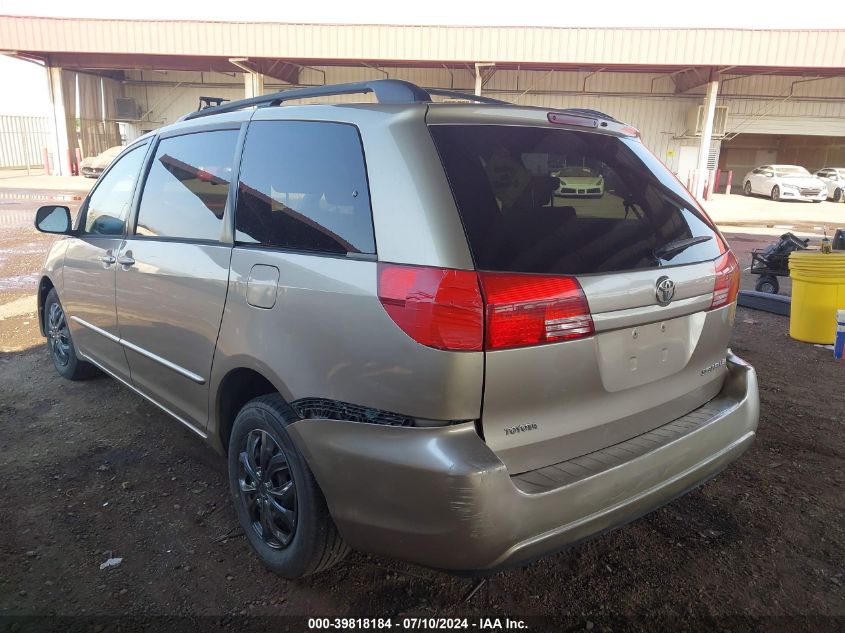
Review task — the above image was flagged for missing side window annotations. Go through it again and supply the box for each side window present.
[235,121,375,255]
[135,129,239,241]
[83,145,146,235]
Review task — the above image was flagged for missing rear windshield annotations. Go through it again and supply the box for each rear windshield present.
[429,125,723,275]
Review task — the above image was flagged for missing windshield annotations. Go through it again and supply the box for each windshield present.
[430,125,723,275]
[775,166,810,177]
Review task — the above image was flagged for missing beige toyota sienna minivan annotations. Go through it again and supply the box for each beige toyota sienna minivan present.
[35,80,759,579]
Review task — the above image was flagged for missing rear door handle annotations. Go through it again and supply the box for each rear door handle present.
[99,255,116,265]
[117,255,135,267]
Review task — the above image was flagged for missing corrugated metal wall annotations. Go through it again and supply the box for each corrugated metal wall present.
[122,67,845,176]
[0,116,50,169]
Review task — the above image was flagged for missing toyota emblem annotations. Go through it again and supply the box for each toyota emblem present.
[655,276,675,306]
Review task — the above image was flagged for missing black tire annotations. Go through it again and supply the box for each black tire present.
[43,289,98,380]
[228,394,349,578]
[755,275,779,295]
[770,185,780,201]
[834,188,843,203]
[744,181,753,196]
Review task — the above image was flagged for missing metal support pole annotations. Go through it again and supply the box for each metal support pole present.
[474,63,494,97]
[46,66,71,177]
[243,71,264,99]
[694,79,719,201]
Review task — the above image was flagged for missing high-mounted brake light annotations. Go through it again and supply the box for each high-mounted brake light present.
[547,112,599,128]
[378,265,595,351]
[710,251,740,309]
[377,263,483,351]
[479,273,594,350]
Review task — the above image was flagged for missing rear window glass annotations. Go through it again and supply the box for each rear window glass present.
[235,121,375,256]
[429,125,722,275]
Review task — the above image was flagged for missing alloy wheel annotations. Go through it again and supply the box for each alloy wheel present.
[47,302,71,367]
[238,429,298,549]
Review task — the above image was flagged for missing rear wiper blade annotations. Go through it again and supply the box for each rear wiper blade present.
[653,235,712,260]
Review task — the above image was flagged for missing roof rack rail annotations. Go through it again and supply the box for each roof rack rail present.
[179,80,423,121]
[179,79,507,121]
[424,88,507,105]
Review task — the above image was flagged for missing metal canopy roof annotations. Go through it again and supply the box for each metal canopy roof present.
[1,16,843,76]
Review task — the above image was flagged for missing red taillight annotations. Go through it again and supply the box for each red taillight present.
[711,251,740,309]
[377,263,484,351]
[378,265,594,351]
[479,272,594,350]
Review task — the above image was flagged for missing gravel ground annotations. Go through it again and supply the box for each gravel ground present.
[0,192,843,631]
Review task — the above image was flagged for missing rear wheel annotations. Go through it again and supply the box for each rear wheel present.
[228,394,349,578]
[744,181,752,196]
[833,188,842,202]
[43,289,98,380]
[770,185,780,201]
[755,275,779,294]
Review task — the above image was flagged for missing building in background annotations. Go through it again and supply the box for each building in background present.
[0,15,843,197]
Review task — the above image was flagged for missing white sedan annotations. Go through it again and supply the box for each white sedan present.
[813,167,845,203]
[742,165,828,203]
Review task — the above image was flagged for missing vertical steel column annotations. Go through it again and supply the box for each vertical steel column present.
[244,72,265,99]
[46,65,71,177]
[694,78,719,201]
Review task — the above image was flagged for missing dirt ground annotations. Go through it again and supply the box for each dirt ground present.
[0,193,843,631]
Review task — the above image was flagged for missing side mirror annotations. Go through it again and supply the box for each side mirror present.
[34,205,72,235]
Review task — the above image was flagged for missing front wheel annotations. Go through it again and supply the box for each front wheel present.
[43,289,98,380]
[744,182,753,196]
[770,185,780,201]
[228,394,349,578]
[834,188,843,203]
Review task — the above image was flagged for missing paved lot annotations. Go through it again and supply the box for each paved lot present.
[703,194,844,234]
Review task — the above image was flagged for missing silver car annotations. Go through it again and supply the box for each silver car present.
[79,145,124,178]
[34,80,758,579]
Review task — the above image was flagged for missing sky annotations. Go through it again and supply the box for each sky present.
[0,0,841,116]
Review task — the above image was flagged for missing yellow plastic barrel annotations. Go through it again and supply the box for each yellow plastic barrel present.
[788,251,845,344]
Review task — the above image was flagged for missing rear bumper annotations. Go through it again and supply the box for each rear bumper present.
[288,352,758,572]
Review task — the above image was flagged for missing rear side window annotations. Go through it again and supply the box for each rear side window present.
[136,130,239,240]
[83,145,146,236]
[235,121,375,255]
[429,125,722,275]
